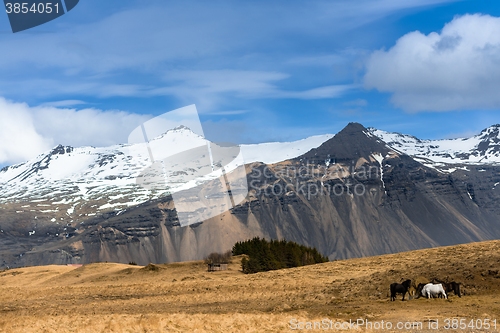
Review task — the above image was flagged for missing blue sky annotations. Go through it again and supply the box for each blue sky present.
[2,0,500,165]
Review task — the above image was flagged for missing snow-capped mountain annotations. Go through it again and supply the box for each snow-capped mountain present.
[3,122,500,269]
[368,125,500,171]
[0,127,333,224]
[3,123,500,223]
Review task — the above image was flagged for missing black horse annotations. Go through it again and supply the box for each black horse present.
[390,279,412,301]
[414,283,426,298]
[431,279,461,297]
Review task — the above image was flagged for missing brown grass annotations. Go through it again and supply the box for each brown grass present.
[1,241,500,332]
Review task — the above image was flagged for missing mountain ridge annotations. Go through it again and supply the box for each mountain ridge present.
[369,124,500,169]
[2,122,500,268]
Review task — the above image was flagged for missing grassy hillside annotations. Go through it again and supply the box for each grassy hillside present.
[1,240,500,332]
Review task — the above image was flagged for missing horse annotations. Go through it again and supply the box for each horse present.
[411,276,429,298]
[414,283,427,299]
[418,283,447,299]
[415,283,442,299]
[431,279,461,297]
[444,281,461,297]
[390,279,412,301]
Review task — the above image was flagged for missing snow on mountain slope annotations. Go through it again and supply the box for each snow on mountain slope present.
[240,134,334,164]
[369,125,500,170]
[0,127,207,202]
[3,121,499,222]
[0,128,333,220]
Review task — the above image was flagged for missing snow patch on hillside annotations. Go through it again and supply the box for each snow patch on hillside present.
[0,128,334,217]
[369,125,500,167]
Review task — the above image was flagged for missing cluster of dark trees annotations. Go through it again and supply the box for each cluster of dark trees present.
[232,237,328,274]
[204,250,232,264]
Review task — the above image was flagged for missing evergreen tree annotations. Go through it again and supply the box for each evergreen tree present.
[232,238,328,274]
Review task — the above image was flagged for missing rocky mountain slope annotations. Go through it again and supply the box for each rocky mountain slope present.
[369,124,500,169]
[1,123,500,268]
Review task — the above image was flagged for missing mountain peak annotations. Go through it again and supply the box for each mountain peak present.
[150,125,204,140]
[479,124,500,137]
[50,145,73,155]
[297,122,390,163]
[170,125,190,131]
[342,122,367,133]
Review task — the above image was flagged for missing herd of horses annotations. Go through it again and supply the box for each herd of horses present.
[390,278,462,301]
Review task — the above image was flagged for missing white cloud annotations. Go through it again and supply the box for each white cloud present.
[0,69,352,111]
[0,1,454,75]
[31,106,151,148]
[279,85,354,99]
[364,14,500,112]
[152,70,353,112]
[163,70,289,96]
[204,110,248,116]
[40,100,87,107]
[0,1,455,106]
[0,98,52,164]
[0,97,151,165]
[344,99,368,107]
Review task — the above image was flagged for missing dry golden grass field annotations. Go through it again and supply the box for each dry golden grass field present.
[1,240,500,332]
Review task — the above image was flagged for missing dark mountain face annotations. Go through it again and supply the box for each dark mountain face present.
[2,123,500,268]
[2,145,75,183]
[476,125,500,157]
[298,122,390,163]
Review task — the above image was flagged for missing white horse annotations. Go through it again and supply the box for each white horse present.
[421,283,447,299]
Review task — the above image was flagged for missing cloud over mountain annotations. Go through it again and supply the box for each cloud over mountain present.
[364,14,500,112]
[0,98,52,164]
[0,97,149,165]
